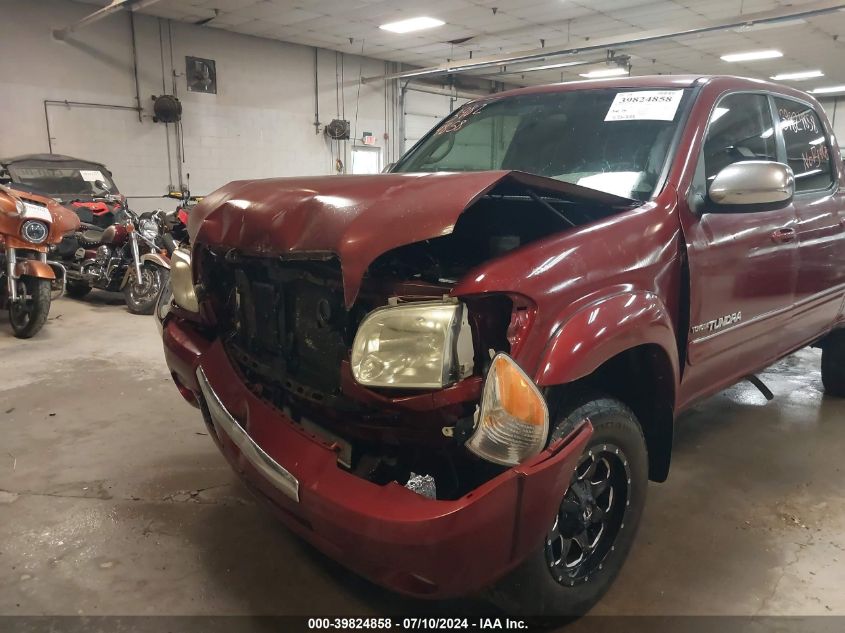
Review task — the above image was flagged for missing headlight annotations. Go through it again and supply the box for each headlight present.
[465,353,549,466]
[171,247,198,313]
[138,218,159,240]
[21,220,49,244]
[351,300,474,389]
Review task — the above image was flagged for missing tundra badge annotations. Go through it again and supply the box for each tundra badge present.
[692,311,742,335]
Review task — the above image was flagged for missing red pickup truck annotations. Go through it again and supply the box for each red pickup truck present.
[157,75,845,615]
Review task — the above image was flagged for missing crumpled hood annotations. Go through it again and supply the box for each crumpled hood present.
[189,171,635,305]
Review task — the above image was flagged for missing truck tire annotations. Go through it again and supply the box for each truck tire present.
[488,392,648,617]
[821,331,845,397]
[9,276,52,339]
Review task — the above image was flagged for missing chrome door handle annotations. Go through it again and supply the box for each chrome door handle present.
[771,227,796,244]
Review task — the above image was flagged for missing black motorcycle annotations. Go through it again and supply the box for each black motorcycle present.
[54,190,171,315]
[161,186,202,251]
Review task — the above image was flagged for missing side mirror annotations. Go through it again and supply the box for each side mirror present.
[708,161,794,210]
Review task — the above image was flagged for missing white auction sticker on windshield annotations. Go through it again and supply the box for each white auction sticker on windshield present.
[605,90,683,122]
[79,169,105,182]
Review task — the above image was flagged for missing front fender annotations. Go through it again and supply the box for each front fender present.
[120,253,171,289]
[141,252,171,269]
[14,260,56,280]
[535,291,679,389]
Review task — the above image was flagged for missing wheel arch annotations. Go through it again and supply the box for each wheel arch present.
[535,292,679,482]
[545,344,675,482]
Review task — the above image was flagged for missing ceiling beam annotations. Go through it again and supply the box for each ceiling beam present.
[53,0,164,40]
[362,0,845,83]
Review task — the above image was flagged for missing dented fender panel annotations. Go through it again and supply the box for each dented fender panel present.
[535,291,680,391]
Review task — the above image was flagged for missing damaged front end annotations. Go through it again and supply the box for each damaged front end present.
[170,170,632,501]
[195,248,510,499]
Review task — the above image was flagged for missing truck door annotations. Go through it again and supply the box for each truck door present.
[680,92,799,401]
[771,96,845,338]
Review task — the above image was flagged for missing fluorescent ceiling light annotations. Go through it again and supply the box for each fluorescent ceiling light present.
[811,85,845,94]
[720,50,782,62]
[579,67,629,78]
[771,70,824,81]
[379,16,444,33]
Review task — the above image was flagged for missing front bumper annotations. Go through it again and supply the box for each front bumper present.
[162,316,592,599]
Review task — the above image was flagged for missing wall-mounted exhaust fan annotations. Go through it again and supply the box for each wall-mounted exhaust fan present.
[324,119,351,140]
[151,94,182,123]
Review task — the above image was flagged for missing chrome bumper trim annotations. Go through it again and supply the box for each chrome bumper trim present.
[196,366,300,502]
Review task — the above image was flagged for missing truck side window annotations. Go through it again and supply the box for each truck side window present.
[773,98,833,192]
[703,93,776,187]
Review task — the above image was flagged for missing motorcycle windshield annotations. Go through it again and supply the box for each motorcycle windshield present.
[7,160,119,199]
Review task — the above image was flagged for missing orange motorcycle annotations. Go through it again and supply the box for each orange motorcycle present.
[0,185,79,338]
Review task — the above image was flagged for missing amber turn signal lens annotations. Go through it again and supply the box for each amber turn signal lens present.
[466,353,549,466]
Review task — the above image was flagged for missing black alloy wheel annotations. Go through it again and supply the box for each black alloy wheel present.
[488,393,648,617]
[545,443,631,585]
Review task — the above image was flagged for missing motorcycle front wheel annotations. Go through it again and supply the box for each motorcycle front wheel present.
[124,264,169,315]
[9,276,52,338]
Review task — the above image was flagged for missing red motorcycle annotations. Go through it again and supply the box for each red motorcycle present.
[54,189,171,314]
[0,154,125,228]
[161,184,202,251]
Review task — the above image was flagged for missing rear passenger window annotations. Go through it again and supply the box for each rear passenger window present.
[703,93,777,187]
[773,98,833,192]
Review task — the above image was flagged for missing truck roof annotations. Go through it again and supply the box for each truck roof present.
[488,74,821,105]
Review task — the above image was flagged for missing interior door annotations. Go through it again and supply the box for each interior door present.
[680,92,799,402]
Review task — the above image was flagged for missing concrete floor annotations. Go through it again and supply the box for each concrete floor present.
[2,294,845,619]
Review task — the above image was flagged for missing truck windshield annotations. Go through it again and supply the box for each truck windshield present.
[393,88,690,201]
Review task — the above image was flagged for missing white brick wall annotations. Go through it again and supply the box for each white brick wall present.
[0,0,401,212]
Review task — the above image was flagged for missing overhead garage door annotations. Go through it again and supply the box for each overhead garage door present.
[402,88,470,154]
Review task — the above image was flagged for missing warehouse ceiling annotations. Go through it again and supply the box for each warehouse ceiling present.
[74,0,845,90]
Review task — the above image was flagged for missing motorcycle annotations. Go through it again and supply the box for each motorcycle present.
[161,184,202,251]
[0,185,78,338]
[55,184,171,315]
[154,185,203,317]
[0,154,125,228]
